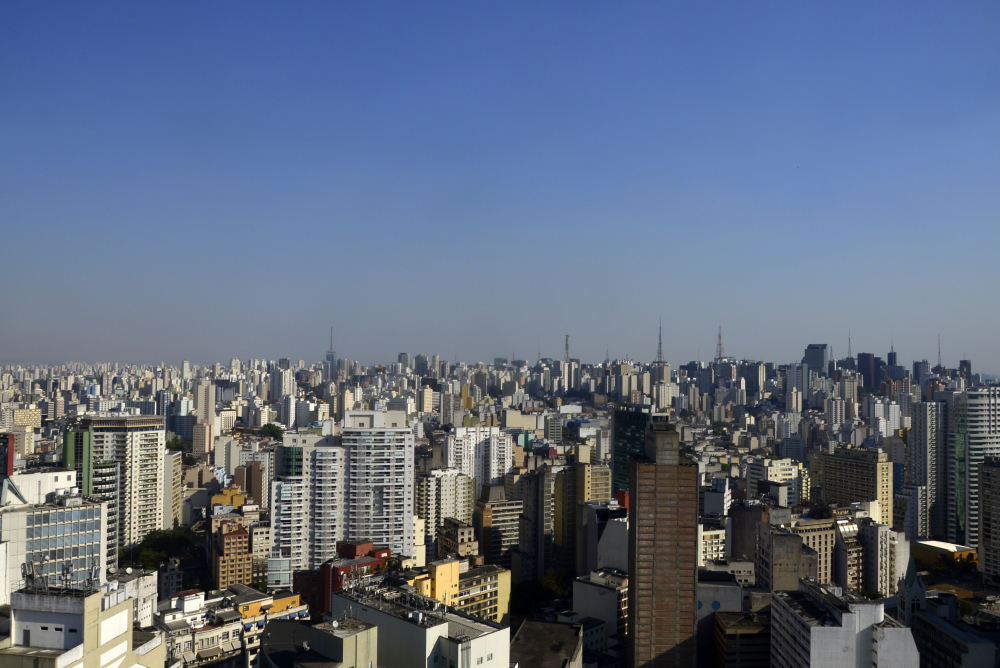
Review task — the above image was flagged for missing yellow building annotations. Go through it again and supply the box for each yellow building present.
[408,559,511,624]
[912,540,978,570]
[211,486,249,510]
[820,447,893,523]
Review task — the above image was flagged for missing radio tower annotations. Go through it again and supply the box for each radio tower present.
[847,330,852,359]
[715,323,726,362]
[655,318,664,363]
[564,335,570,363]
[938,335,942,368]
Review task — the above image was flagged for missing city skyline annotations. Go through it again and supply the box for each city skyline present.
[0,329,991,377]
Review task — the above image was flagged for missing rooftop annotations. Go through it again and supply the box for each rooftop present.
[510,621,582,668]
[262,619,373,668]
[914,540,977,554]
[334,581,501,638]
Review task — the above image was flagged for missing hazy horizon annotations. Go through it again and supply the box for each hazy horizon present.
[3,3,998,372]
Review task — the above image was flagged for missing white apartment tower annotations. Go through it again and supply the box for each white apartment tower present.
[444,425,514,495]
[941,386,1000,547]
[271,411,414,572]
[341,411,414,555]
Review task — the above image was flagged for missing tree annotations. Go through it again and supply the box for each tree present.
[261,423,284,439]
[129,529,195,570]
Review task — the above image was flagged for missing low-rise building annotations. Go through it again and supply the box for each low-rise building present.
[330,578,509,668]
[770,579,918,667]
[572,568,627,648]
[155,584,309,668]
[437,517,478,558]
[406,558,511,624]
[261,619,377,668]
[106,567,158,628]
[0,580,165,668]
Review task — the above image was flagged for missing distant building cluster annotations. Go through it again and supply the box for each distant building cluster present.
[0,334,997,666]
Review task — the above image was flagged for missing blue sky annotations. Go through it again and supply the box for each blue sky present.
[2,2,998,371]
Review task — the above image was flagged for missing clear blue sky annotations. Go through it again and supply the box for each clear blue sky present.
[2,2,998,371]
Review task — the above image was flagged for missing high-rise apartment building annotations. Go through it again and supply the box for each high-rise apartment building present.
[820,448,893,525]
[907,401,944,538]
[444,425,514,496]
[473,483,522,568]
[162,449,183,529]
[64,415,165,553]
[628,422,698,666]
[270,369,294,402]
[415,468,474,562]
[512,466,558,584]
[271,411,414,574]
[978,458,1000,579]
[940,387,1000,547]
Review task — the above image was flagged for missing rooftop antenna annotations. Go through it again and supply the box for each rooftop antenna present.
[847,330,852,359]
[715,323,725,362]
[564,335,570,364]
[605,345,610,365]
[656,318,664,363]
[938,335,942,368]
[329,327,334,353]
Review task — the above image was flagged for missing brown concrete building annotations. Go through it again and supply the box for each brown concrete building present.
[437,517,479,558]
[213,521,254,588]
[628,422,698,667]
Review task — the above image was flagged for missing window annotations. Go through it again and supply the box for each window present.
[69,629,78,633]
[477,659,483,665]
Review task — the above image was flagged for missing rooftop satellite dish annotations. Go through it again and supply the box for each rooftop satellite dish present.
[109,567,118,574]
[125,567,133,575]
[331,621,338,628]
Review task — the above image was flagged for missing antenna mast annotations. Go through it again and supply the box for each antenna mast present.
[938,335,942,368]
[565,335,570,364]
[847,330,852,358]
[715,323,725,362]
[656,318,664,363]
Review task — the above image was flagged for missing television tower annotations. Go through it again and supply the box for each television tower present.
[714,324,725,362]
[565,335,570,363]
[655,318,664,363]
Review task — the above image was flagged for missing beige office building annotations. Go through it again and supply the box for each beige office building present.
[821,447,893,523]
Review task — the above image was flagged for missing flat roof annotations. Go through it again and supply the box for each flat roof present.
[914,540,976,553]
[510,621,582,668]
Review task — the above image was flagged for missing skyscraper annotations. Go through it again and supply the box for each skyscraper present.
[611,406,667,493]
[908,402,944,538]
[857,353,876,390]
[270,411,415,571]
[802,344,829,378]
[940,386,1000,547]
[628,422,698,667]
[64,415,165,553]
